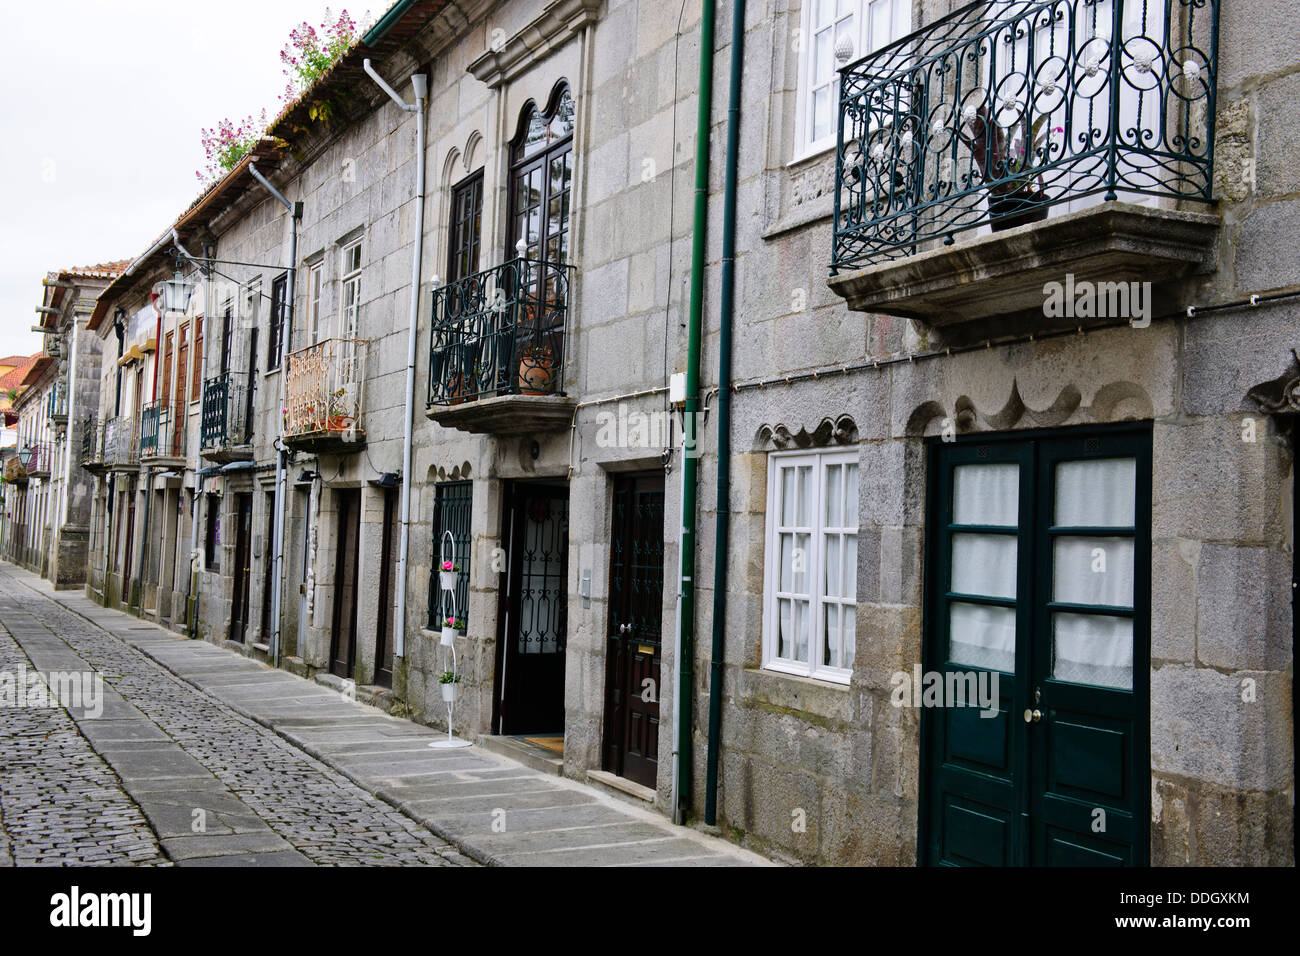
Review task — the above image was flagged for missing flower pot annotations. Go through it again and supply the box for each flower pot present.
[441,682,459,703]
[447,374,469,406]
[440,625,456,647]
[988,190,1049,232]
[439,570,458,591]
[518,350,556,395]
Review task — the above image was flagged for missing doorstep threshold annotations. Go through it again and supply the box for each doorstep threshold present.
[586,769,656,804]
[475,734,563,776]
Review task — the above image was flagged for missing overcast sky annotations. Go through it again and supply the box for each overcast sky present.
[0,1,370,355]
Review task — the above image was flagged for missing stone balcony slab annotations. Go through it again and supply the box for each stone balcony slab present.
[828,202,1221,334]
[427,393,576,436]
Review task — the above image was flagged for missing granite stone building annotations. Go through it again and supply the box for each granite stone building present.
[70,0,1294,866]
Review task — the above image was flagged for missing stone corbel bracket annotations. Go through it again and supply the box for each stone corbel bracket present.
[468,0,605,90]
[756,415,859,450]
[1246,349,1300,448]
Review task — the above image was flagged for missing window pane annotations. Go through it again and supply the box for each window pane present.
[779,533,795,591]
[823,604,841,668]
[780,466,797,525]
[842,531,857,599]
[1053,536,1135,608]
[953,462,1019,526]
[797,466,812,525]
[1055,458,1136,527]
[812,86,831,142]
[826,463,843,527]
[949,602,1015,672]
[825,534,841,598]
[844,462,859,523]
[843,604,856,668]
[951,533,1017,598]
[1053,613,1133,689]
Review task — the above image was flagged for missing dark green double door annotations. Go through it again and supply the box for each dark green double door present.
[922,425,1151,866]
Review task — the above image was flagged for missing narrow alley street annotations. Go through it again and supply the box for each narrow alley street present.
[0,561,767,867]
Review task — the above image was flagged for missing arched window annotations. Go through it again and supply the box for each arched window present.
[509,82,574,270]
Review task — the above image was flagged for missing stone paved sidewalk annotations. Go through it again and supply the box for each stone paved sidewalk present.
[1,563,771,867]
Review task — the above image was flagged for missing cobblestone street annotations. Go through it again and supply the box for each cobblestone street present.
[0,562,467,866]
[0,562,767,866]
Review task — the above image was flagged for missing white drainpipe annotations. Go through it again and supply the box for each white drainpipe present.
[364,58,428,661]
[249,162,300,668]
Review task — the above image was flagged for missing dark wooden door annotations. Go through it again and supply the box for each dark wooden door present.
[921,425,1150,866]
[496,484,568,735]
[260,492,275,640]
[330,489,361,679]
[602,474,665,788]
[374,487,397,687]
[230,494,253,643]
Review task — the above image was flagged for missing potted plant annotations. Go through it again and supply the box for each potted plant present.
[439,560,460,592]
[446,371,470,405]
[438,670,461,703]
[327,387,353,430]
[518,344,557,395]
[440,615,464,647]
[959,103,1061,231]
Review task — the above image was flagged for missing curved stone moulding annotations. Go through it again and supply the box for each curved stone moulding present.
[906,379,1153,436]
[755,415,858,450]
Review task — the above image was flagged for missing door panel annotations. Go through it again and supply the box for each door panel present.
[230,494,252,643]
[496,484,568,735]
[603,475,665,788]
[922,425,1150,867]
[330,490,361,679]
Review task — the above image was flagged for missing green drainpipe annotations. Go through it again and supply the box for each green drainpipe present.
[704,0,744,828]
[678,0,715,823]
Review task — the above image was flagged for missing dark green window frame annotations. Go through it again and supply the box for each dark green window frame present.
[429,480,472,631]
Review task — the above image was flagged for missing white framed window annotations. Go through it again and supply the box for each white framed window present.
[339,239,362,340]
[304,257,323,346]
[795,0,912,160]
[763,449,860,683]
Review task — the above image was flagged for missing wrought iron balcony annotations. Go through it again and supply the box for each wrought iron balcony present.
[140,401,187,463]
[102,416,138,470]
[284,337,368,453]
[426,256,576,434]
[200,371,254,462]
[24,441,53,478]
[48,382,68,423]
[79,417,103,471]
[4,456,27,484]
[828,0,1222,327]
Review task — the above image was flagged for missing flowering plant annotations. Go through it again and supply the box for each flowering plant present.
[960,103,1063,197]
[440,561,461,572]
[443,616,466,630]
[279,9,365,106]
[197,110,267,183]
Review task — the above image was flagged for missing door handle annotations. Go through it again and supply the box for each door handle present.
[1023,708,1042,723]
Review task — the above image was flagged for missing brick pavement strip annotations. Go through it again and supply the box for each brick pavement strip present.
[0,562,771,867]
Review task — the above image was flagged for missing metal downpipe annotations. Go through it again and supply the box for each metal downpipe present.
[677,0,715,823]
[703,0,744,828]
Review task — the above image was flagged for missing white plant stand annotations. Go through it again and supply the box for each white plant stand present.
[430,529,472,749]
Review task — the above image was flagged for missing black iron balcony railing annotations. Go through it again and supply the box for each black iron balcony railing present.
[140,400,186,460]
[831,0,1219,271]
[80,417,102,468]
[201,371,253,451]
[427,257,574,407]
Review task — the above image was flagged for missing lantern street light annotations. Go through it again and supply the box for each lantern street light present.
[17,444,33,469]
[159,254,195,313]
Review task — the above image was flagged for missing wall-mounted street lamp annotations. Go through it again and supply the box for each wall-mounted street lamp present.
[17,445,33,469]
[159,256,196,313]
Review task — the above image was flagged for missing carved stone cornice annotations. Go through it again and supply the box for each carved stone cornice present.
[1247,349,1300,416]
[756,415,859,450]
[467,0,604,90]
